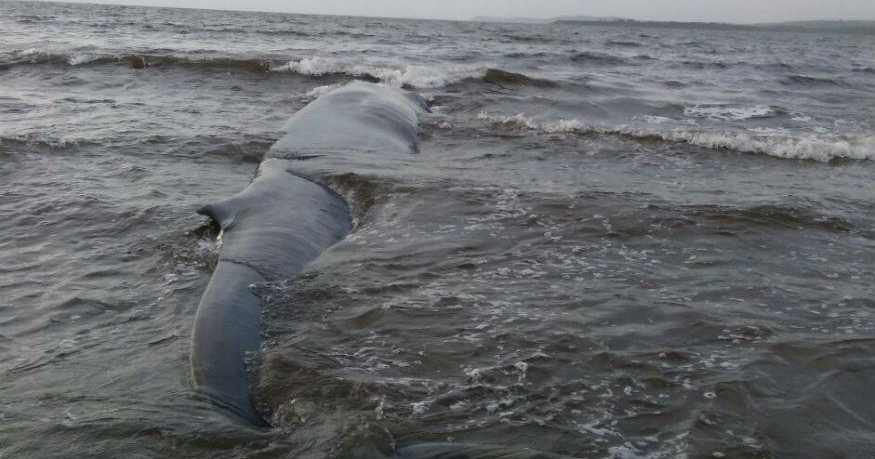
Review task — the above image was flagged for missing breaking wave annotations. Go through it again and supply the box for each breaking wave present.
[271,57,483,87]
[0,133,93,149]
[683,104,785,121]
[477,112,875,162]
[272,57,555,88]
[2,50,558,89]
[1,49,274,72]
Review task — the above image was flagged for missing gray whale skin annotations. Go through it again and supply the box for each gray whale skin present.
[189,82,425,425]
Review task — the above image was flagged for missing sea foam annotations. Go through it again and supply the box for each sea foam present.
[477,112,875,162]
[683,104,779,121]
[273,56,484,88]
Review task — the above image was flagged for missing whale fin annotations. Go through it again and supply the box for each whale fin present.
[197,199,239,229]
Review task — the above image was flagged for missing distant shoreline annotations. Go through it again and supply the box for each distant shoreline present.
[13,0,875,32]
[555,19,875,34]
[473,16,875,34]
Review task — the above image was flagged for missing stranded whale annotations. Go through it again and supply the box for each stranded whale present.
[189,82,573,459]
[189,82,426,425]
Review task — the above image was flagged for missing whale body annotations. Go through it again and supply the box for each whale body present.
[188,83,571,459]
[189,82,426,425]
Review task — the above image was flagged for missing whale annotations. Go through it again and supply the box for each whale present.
[188,82,572,459]
[189,82,426,425]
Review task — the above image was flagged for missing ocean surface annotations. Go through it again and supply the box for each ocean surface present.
[2,1,874,458]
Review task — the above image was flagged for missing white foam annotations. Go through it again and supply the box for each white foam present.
[274,56,484,88]
[196,236,221,254]
[635,115,674,124]
[477,111,538,130]
[477,111,875,162]
[791,113,813,122]
[683,104,776,121]
[656,129,875,161]
[19,48,41,56]
[17,48,98,66]
[67,53,94,66]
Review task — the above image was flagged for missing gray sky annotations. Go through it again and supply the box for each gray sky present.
[54,0,875,22]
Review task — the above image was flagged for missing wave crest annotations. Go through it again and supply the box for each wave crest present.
[476,112,875,162]
[273,57,553,88]
[2,49,274,72]
[683,104,784,121]
[272,57,483,88]
[3,50,562,89]
[0,133,90,149]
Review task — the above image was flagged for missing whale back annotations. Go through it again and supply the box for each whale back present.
[270,82,427,157]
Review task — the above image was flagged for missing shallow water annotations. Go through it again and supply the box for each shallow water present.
[1,2,874,458]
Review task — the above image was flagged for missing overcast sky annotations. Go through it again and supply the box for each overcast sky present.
[53,0,875,22]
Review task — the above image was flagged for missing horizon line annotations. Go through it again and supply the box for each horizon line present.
[17,0,875,25]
